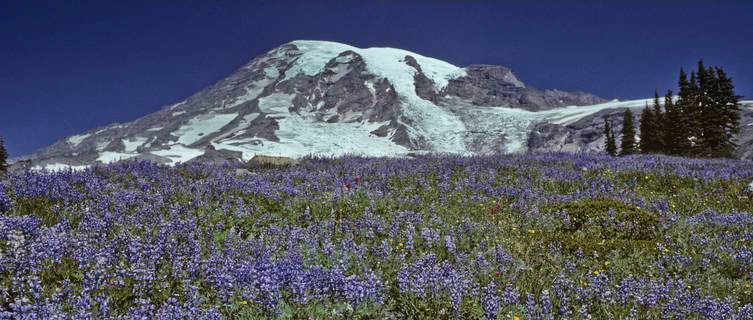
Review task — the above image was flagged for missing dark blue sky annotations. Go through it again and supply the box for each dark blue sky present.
[2,1,752,157]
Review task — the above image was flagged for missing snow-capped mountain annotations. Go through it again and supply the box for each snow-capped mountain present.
[14,40,753,171]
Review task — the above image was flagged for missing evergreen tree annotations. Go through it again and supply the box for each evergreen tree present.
[707,67,742,157]
[685,70,700,155]
[668,69,693,155]
[697,63,719,157]
[639,102,655,154]
[648,61,741,158]
[619,108,637,155]
[663,89,682,155]
[652,90,666,152]
[0,136,7,176]
[604,117,617,156]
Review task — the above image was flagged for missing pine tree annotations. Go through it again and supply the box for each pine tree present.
[669,69,693,156]
[619,108,637,155]
[684,70,697,155]
[708,67,742,158]
[649,61,741,158]
[639,102,655,154]
[604,117,617,156]
[0,136,7,176]
[660,89,687,155]
[697,63,720,157]
[652,90,665,149]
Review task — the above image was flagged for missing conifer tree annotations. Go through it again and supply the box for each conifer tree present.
[652,90,665,145]
[692,66,716,157]
[648,61,741,158]
[604,117,617,156]
[619,108,637,155]
[697,63,719,157]
[669,70,693,155]
[0,136,7,176]
[706,67,742,158]
[639,102,655,154]
[663,89,682,155]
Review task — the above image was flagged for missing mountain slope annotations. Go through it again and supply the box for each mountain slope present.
[13,40,753,171]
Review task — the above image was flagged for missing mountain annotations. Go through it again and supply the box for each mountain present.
[12,40,753,171]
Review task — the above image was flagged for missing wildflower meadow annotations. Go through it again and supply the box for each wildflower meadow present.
[1,153,753,319]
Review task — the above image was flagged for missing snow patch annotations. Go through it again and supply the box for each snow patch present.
[172,110,186,117]
[32,163,89,172]
[476,107,541,153]
[167,101,186,110]
[97,151,138,164]
[544,99,654,126]
[263,66,279,79]
[213,113,261,142]
[212,114,409,160]
[285,40,465,91]
[326,63,350,82]
[95,140,109,151]
[174,113,238,145]
[226,76,277,108]
[258,93,295,115]
[150,145,204,164]
[67,133,90,146]
[122,137,149,153]
[365,81,376,96]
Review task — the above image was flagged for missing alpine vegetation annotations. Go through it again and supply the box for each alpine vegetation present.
[2,154,753,319]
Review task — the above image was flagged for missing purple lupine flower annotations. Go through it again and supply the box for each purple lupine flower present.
[525,293,539,320]
[503,284,520,306]
[540,289,553,320]
[483,282,500,320]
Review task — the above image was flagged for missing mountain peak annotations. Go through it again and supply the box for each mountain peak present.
[17,40,670,172]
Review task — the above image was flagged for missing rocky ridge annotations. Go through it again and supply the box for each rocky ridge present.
[11,40,753,171]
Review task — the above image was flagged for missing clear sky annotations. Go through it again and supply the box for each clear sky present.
[2,1,752,157]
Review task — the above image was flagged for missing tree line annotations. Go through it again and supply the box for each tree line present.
[605,60,742,158]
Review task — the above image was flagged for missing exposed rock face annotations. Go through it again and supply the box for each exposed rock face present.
[404,55,440,104]
[528,109,624,153]
[250,155,299,166]
[728,106,753,160]
[186,145,243,165]
[13,39,753,171]
[443,64,605,111]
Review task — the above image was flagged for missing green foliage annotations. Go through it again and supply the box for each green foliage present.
[539,198,660,257]
[619,108,637,156]
[640,91,665,154]
[655,61,741,158]
[603,118,617,156]
[639,102,655,154]
[392,292,485,320]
